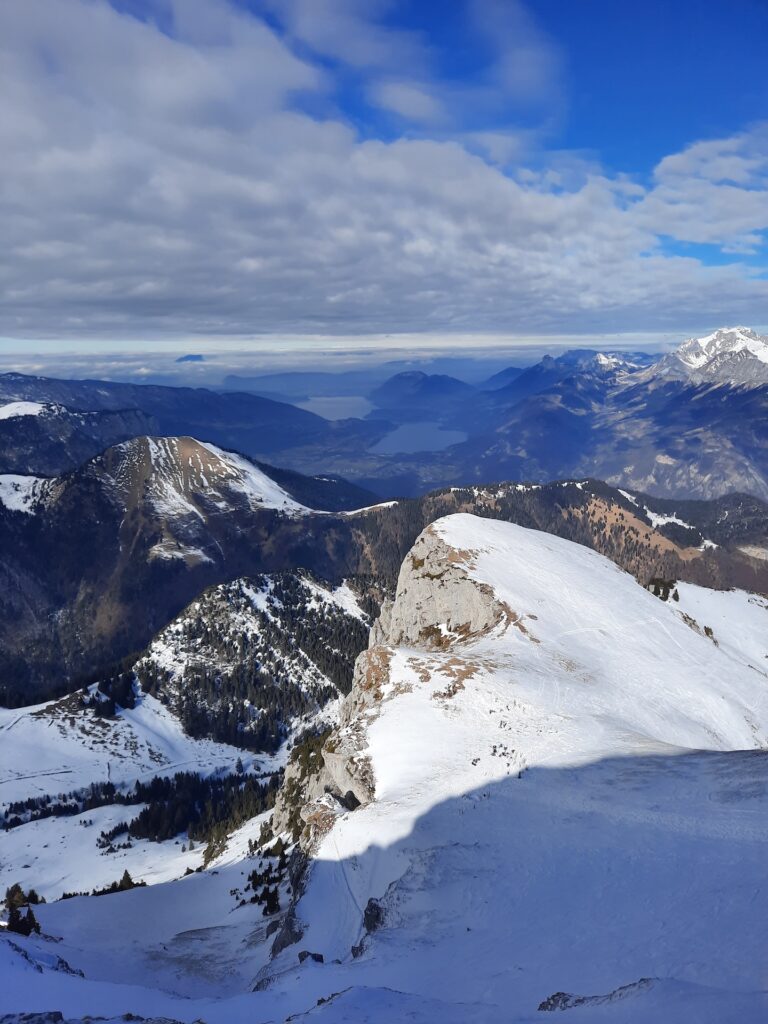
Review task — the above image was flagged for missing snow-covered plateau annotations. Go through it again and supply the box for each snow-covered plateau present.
[3,513,768,1022]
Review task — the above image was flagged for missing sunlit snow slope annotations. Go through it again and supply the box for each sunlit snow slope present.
[3,514,768,1023]
[265,513,768,1020]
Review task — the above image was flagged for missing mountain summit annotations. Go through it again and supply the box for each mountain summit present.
[657,326,768,385]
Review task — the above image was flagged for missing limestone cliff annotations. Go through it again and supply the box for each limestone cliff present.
[269,522,506,851]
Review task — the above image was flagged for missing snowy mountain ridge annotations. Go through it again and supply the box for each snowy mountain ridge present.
[106,436,311,522]
[4,515,768,1022]
[262,513,768,1019]
[654,326,768,386]
[678,326,768,368]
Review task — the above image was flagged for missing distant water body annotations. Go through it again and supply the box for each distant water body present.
[296,395,375,419]
[370,421,468,455]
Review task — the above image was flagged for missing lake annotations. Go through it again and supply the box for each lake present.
[296,395,375,419]
[370,421,468,455]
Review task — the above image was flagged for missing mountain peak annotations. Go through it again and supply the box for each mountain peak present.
[101,436,311,520]
[678,326,768,369]
[652,326,768,386]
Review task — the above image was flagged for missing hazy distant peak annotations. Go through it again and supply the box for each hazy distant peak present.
[678,326,768,368]
[652,326,768,386]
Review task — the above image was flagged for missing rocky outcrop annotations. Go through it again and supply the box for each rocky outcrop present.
[385,523,509,646]
[538,978,655,1011]
[269,520,505,854]
[262,518,511,960]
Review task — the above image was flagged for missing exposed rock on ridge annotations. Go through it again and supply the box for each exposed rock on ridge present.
[270,522,502,852]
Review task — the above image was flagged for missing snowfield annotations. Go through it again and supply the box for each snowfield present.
[0,691,275,807]
[3,514,768,1022]
[0,401,46,420]
[0,474,51,514]
[0,803,203,904]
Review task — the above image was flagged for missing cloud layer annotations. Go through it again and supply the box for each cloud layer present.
[1,0,766,341]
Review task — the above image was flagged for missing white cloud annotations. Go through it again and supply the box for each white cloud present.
[370,81,445,124]
[260,0,427,70]
[468,0,562,106]
[636,125,768,253]
[0,0,765,343]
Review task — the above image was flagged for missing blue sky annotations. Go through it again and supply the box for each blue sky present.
[0,0,766,359]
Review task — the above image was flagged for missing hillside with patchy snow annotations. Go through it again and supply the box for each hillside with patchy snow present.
[134,570,370,750]
[3,514,768,1022]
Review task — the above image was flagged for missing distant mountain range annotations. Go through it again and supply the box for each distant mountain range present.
[352,327,768,499]
[0,371,387,475]
[2,327,767,501]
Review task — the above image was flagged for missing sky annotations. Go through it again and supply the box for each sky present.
[1,0,767,366]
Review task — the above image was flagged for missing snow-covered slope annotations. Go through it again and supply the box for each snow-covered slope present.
[0,690,261,808]
[106,436,311,521]
[0,473,52,513]
[4,515,768,1022]
[0,687,275,911]
[655,326,768,385]
[0,401,46,420]
[262,514,768,1018]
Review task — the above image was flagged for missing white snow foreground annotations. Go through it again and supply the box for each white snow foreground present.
[4,513,768,1022]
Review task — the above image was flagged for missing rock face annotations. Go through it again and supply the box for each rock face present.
[385,524,509,646]
[269,522,504,851]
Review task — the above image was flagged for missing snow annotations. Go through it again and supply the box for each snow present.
[620,491,717,546]
[677,326,768,368]
[672,581,768,670]
[0,803,203,903]
[339,500,399,516]
[240,578,274,615]
[148,540,214,564]
[301,577,368,623]
[0,401,45,420]
[4,516,768,1022]
[272,514,768,1018]
[642,505,691,529]
[0,691,274,806]
[111,436,311,520]
[196,441,311,515]
[0,474,49,513]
